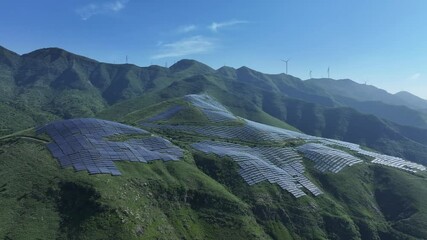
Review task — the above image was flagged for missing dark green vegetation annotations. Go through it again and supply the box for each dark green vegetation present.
[1,46,427,239]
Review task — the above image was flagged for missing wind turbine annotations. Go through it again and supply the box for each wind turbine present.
[281,58,290,74]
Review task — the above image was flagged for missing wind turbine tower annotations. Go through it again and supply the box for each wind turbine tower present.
[327,67,330,78]
[309,70,312,79]
[281,59,290,74]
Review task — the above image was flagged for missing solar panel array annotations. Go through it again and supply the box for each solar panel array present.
[245,120,317,141]
[318,138,426,172]
[185,94,230,112]
[141,94,426,175]
[192,141,322,198]
[146,105,183,122]
[36,118,183,175]
[297,143,363,173]
[142,119,313,143]
[184,94,237,122]
[143,122,425,174]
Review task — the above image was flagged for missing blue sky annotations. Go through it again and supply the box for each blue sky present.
[1,0,427,98]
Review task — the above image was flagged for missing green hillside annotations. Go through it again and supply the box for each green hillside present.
[1,96,427,239]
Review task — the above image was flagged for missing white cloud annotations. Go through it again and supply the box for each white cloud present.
[106,1,126,11]
[76,0,129,20]
[209,20,248,32]
[152,36,215,59]
[177,25,197,34]
[409,73,421,80]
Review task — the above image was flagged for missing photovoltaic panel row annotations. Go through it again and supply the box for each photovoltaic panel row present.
[142,119,315,143]
[201,109,237,122]
[297,143,363,173]
[146,105,183,122]
[191,141,323,198]
[141,93,426,174]
[317,138,426,172]
[185,94,237,122]
[185,94,230,112]
[142,118,426,174]
[37,118,183,175]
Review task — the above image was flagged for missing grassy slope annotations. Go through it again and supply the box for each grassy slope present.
[121,100,427,239]
[0,135,269,240]
[193,152,427,240]
[1,108,427,239]
[99,75,299,131]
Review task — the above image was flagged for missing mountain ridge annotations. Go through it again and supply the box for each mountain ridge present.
[3,45,426,102]
[1,45,427,164]
[305,77,427,109]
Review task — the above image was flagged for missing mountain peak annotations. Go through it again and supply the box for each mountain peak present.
[0,45,19,56]
[236,66,272,78]
[0,45,20,67]
[169,59,214,73]
[216,66,236,79]
[395,91,416,97]
[25,47,71,57]
[394,91,427,109]
[23,47,97,64]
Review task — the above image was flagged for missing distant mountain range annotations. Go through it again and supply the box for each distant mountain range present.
[305,78,427,128]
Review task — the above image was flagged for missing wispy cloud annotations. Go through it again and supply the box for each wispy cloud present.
[76,0,128,20]
[177,24,197,34]
[152,36,215,59]
[409,73,421,80]
[209,20,248,32]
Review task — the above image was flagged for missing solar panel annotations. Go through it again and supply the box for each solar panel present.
[184,94,238,122]
[37,118,184,176]
[317,138,426,172]
[297,143,363,173]
[147,105,183,122]
[141,93,426,174]
[191,141,322,198]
